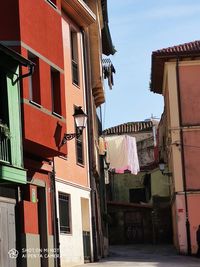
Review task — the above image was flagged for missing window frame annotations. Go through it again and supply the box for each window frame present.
[58,192,72,235]
[51,67,62,117]
[28,52,41,106]
[76,127,84,166]
[70,30,79,87]
[74,106,84,166]
[46,0,57,9]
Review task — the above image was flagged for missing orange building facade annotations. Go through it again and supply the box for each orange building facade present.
[54,0,115,266]
[54,2,94,266]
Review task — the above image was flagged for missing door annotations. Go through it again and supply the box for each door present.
[124,211,144,244]
[81,198,91,262]
[0,200,16,267]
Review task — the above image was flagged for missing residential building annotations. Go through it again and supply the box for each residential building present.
[0,1,115,266]
[0,1,66,266]
[54,0,115,266]
[103,121,172,245]
[150,40,200,255]
[0,44,34,267]
[54,1,95,266]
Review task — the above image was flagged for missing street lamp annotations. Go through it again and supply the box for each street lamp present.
[60,106,87,146]
[159,159,172,176]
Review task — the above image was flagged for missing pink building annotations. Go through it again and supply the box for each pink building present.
[151,40,200,255]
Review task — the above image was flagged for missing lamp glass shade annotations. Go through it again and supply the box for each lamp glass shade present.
[159,162,165,172]
[73,107,87,129]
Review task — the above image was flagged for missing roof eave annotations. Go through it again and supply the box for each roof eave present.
[62,0,96,28]
[151,51,200,94]
[101,0,116,56]
[0,42,34,67]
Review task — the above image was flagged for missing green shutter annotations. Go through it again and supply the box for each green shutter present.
[6,71,23,168]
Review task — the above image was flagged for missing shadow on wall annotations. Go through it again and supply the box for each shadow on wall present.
[54,122,62,148]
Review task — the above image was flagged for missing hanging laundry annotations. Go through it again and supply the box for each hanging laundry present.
[102,58,116,90]
[105,135,140,175]
[98,136,106,155]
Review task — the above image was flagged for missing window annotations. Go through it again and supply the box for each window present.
[74,106,84,165]
[129,188,146,203]
[71,31,79,86]
[51,68,62,116]
[47,0,57,8]
[28,52,41,105]
[76,128,84,165]
[58,192,71,234]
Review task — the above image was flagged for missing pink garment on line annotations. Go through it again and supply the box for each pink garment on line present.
[105,135,140,175]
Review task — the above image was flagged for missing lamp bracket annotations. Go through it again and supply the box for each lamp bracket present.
[59,129,82,147]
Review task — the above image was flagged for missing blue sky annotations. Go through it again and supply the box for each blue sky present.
[102,0,200,129]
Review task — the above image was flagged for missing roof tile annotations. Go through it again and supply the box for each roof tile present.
[103,120,155,135]
[153,40,200,56]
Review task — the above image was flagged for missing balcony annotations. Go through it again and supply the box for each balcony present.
[0,122,10,164]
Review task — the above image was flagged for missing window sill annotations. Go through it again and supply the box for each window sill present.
[29,100,42,109]
[52,112,63,119]
[58,156,68,161]
[60,232,72,235]
[77,162,85,168]
[46,0,57,9]
[72,82,80,89]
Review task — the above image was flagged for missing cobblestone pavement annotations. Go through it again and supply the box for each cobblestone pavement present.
[77,245,200,267]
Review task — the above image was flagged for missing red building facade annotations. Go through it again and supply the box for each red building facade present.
[0,1,67,266]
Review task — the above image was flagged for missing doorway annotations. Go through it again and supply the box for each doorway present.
[0,198,16,267]
[81,198,91,262]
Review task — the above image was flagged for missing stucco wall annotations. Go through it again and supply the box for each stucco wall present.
[56,181,92,267]
[151,169,170,198]
[111,170,170,203]
[188,194,200,254]
[179,64,200,126]
[183,130,200,189]
[111,173,144,202]
[175,194,187,254]
[54,14,89,187]
[165,62,183,193]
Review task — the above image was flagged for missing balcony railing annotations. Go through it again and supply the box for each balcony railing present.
[0,123,11,163]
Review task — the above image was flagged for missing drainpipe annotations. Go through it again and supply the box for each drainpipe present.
[15,64,35,83]
[51,158,61,267]
[81,28,99,262]
[176,58,191,255]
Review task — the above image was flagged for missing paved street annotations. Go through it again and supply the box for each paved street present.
[78,245,200,267]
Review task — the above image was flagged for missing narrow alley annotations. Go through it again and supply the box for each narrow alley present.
[78,245,200,267]
[1,1,200,267]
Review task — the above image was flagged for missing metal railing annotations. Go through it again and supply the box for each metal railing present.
[0,124,10,163]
